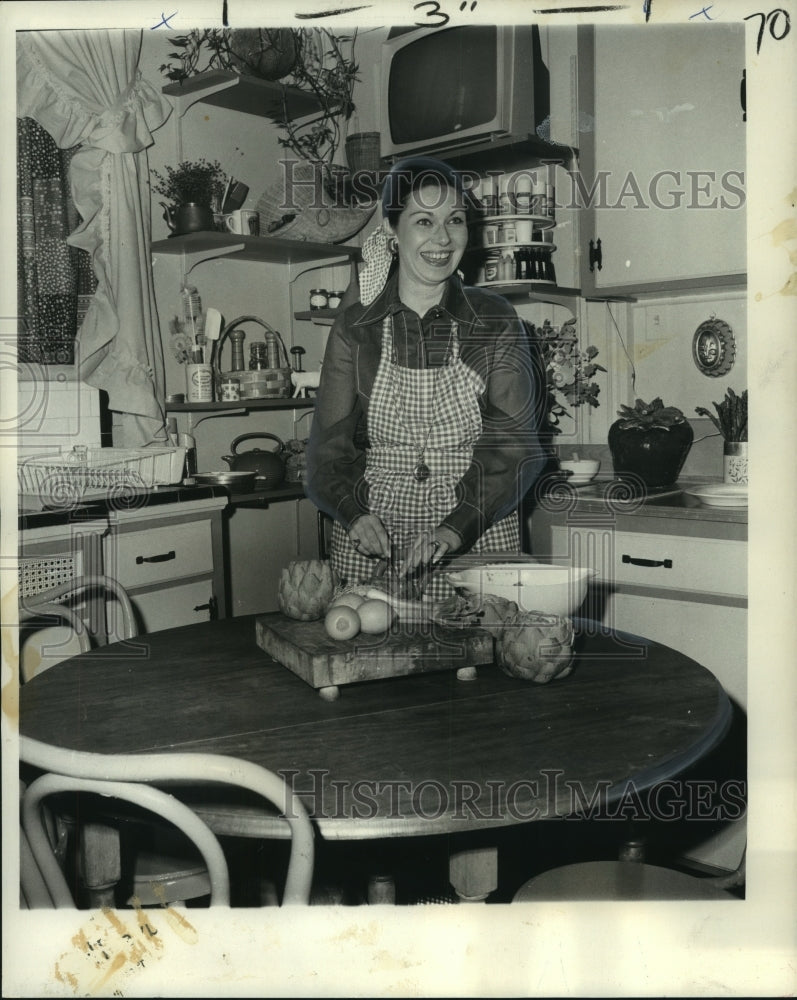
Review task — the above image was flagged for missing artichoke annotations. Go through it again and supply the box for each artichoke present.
[278,560,337,621]
[496,611,575,684]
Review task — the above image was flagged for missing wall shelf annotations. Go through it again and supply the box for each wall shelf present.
[293,309,340,326]
[166,397,314,413]
[162,70,325,120]
[151,232,361,273]
[476,283,582,311]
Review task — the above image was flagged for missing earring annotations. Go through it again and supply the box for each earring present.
[386,235,398,256]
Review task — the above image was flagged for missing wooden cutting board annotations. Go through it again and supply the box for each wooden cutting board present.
[255,612,494,699]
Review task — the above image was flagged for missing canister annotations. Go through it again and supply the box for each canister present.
[309,288,329,310]
[513,170,534,214]
[220,377,241,402]
[185,363,213,403]
[483,251,501,283]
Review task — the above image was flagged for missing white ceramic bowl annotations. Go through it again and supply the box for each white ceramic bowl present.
[559,459,601,485]
[446,562,594,617]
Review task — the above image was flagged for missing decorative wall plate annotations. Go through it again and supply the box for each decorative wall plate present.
[692,317,736,377]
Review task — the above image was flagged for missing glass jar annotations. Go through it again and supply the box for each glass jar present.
[249,342,268,370]
[309,288,329,310]
[327,291,342,309]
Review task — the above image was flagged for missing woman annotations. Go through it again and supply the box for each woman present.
[306,156,546,599]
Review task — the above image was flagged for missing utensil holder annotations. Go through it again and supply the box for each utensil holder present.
[723,441,748,484]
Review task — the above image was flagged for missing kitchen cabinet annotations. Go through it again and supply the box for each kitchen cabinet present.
[103,497,227,637]
[531,493,747,873]
[576,23,746,295]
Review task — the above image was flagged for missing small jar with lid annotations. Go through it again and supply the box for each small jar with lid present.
[327,291,342,310]
[309,288,329,310]
[249,341,268,370]
[483,251,501,283]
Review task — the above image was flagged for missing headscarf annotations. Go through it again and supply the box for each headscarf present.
[358,156,475,306]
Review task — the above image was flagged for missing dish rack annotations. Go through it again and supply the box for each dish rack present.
[18,446,186,500]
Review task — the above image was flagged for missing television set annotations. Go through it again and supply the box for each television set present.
[381,25,550,160]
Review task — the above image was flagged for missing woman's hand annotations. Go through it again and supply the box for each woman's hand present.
[348,514,391,559]
[398,526,460,576]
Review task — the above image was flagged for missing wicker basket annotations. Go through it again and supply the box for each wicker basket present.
[255,161,376,244]
[215,316,293,399]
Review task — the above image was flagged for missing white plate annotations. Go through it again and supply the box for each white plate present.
[686,484,748,507]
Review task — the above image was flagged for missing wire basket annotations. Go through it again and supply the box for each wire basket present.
[18,446,187,501]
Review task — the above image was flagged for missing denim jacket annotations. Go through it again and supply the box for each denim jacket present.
[306,272,546,552]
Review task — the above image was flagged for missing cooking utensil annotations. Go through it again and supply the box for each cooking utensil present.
[204,307,223,368]
[194,470,257,492]
[221,432,286,487]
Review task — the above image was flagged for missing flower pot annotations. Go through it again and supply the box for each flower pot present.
[345,132,382,173]
[163,203,214,236]
[723,441,748,484]
[608,420,694,488]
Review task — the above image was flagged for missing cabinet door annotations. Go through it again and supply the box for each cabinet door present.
[106,580,215,639]
[578,23,746,292]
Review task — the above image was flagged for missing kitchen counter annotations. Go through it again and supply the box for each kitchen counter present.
[530,477,747,542]
[18,483,230,531]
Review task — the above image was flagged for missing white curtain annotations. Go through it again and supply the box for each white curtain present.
[17,30,172,447]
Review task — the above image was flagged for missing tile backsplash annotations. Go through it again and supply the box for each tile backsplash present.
[15,380,103,458]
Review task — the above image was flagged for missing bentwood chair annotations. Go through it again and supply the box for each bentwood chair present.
[17,576,312,907]
[20,736,314,908]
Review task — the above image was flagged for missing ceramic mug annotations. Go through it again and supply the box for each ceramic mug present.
[224,210,260,235]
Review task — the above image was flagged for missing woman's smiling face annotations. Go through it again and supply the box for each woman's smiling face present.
[388,182,469,294]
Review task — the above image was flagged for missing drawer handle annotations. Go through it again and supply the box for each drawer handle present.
[622,554,673,569]
[135,550,176,565]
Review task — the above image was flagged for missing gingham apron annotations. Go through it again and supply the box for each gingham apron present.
[330,314,519,600]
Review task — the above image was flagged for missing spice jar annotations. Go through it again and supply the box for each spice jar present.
[327,291,342,309]
[309,288,328,310]
[249,342,268,370]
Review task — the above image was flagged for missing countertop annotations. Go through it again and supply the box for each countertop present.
[18,483,230,532]
[530,476,748,540]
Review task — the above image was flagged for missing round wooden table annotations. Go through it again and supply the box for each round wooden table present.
[20,615,732,900]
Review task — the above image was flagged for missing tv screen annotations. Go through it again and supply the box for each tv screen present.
[387,26,500,147]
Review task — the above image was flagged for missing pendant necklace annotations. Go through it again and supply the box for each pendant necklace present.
[384,315,457,483]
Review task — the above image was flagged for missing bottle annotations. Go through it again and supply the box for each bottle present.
[500,252,514,282]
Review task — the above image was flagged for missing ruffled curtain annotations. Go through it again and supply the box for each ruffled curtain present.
[17,30,172,447]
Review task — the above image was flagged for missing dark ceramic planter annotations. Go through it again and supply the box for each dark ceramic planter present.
[608,420,694,488]
[174,203,214,235]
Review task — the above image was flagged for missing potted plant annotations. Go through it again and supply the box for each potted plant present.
[161,28,299,83]
[695,387,748,484]
[608,397,694,488]
[151,159,225,235]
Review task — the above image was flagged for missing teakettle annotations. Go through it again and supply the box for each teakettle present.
[222,432,286,488]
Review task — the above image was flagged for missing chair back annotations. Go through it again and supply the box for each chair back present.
[18,574,137,682]
[20,736,315,907]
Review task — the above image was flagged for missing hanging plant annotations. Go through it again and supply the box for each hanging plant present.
[160,27,359,177]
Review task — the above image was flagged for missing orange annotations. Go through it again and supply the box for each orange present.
[357,599,396,635]
[324,604,361,640]
[329,592,367,612]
